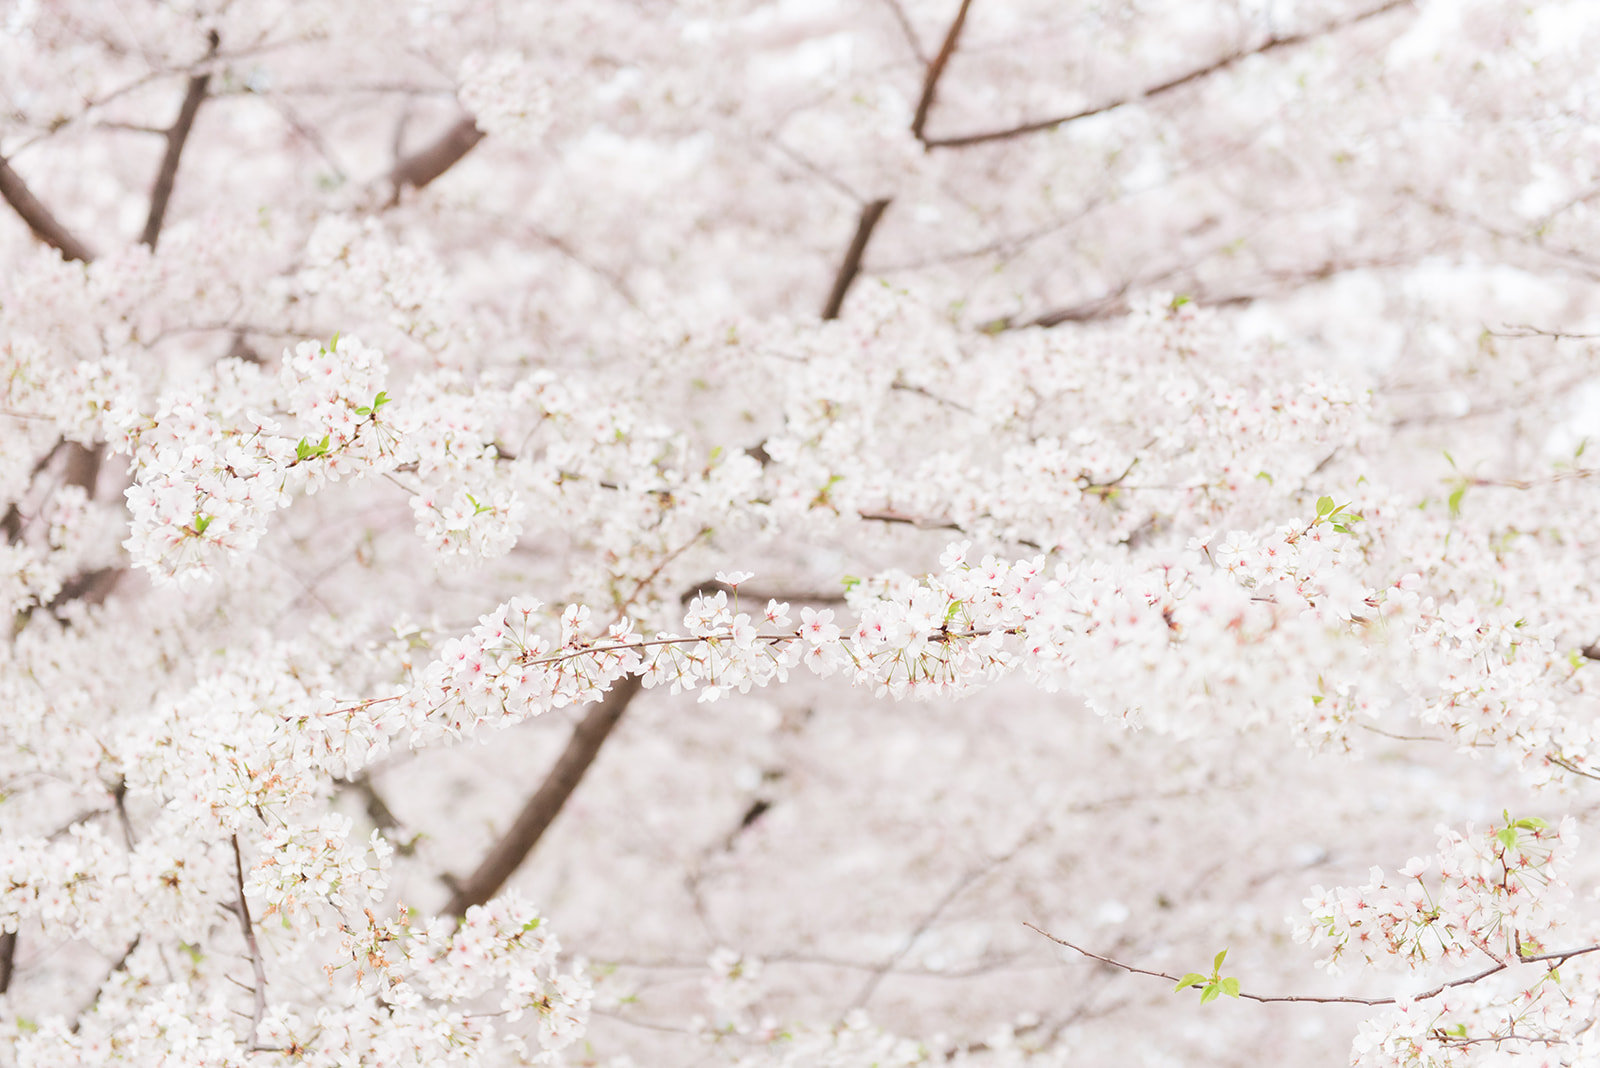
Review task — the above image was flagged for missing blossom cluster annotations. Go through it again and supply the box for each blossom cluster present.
[1297,816,1579,975]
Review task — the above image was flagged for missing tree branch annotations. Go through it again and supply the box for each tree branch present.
[141,31,218,250]
[925,0,1414,149]
[230,835,268,1043]
[0,932,14,994]
[386,116,484,205]
[910,0,973,143]
[1026,923,1600,1007]
[818,0,973,319]
[0,157,96,262]
[820,198,891,320]
[442,674,644,916]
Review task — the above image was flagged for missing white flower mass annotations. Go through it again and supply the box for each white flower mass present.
[3,0,1600,1064]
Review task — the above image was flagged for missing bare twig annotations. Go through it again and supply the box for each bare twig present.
[1021,253,1410,330]
[443,674,645,916]
[0,156,96,262]
[385,116,484,205]
[820,198,891,320]
[230,835,268,1042]
[1026,923,1600,1006]
[925,0,1414,149]
[1489,324,1600,341]
[875,0,928,63]
[142,31,219,250]
[1467,469,1600,492]
[848,841,1025,1014]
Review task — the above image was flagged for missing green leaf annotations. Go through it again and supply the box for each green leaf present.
[1496,826,1518,850]
[1199,984,1222,1005]
[1448,484,1467,518]
[192,513,212,535]
[328,331,340,352]
[943,599,963,623]
[1514,817,1550,831]
[373,390,390,409]
[1220,976,1241,998]
[841,575,861,591]
[1212,948,1229,973]
[1174,972,1207,992]
[1315,496,1335,517]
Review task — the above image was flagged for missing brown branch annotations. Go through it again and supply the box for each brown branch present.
[141,31,218,250]
[819,0,973,319]
[1548,754,1600,783]
[1026,923,1600,1007]
[443,674,644,916]
[0,932,14,994]
[230,835,268,1042]
[910,0,973,142]
[0,157,96,262]
[386,116,484,204]
[925,0,1414,149]
[820,198,891,320]
[1490,324,1600,341]
[1020,254,1411,330]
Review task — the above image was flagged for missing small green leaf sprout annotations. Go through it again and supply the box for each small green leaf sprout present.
[1174,948,1242,1005]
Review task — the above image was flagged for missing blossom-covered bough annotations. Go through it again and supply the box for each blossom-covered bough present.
[4,0,1600,1064]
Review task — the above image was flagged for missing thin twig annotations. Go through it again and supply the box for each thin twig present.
[925,0,1414,149]
[848,829,1039,1013]
[1026,923,1600,1006]
[875,0,928,63]
[1548,754,1600,783]
[1489,324,1600,341]
[230,835,268,1042]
